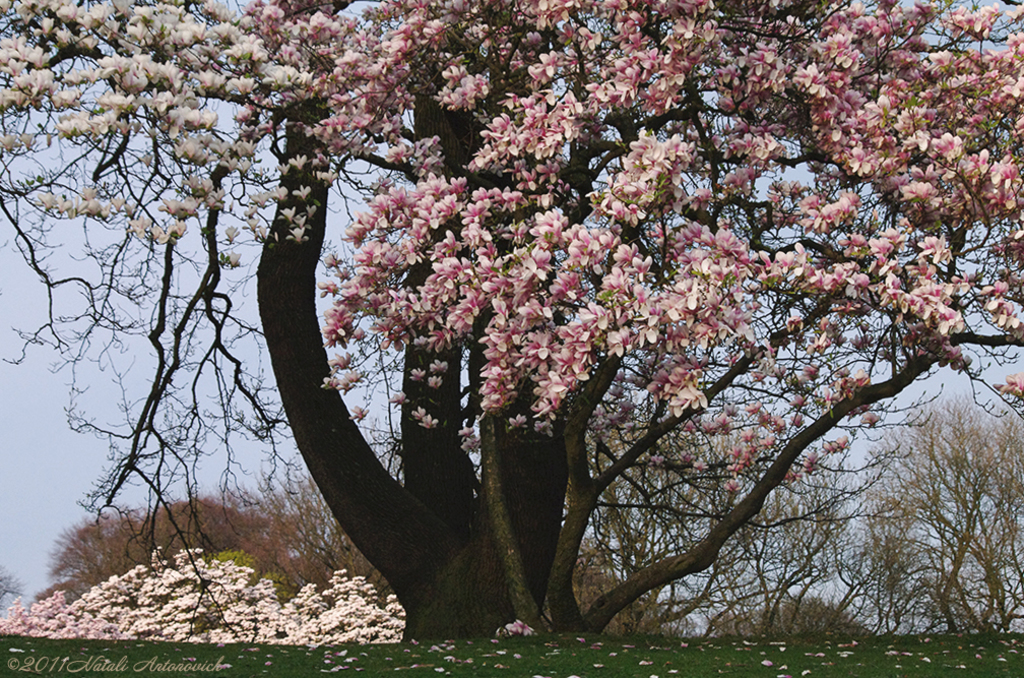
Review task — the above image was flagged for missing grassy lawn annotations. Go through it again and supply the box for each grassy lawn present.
[2,632,1021,677]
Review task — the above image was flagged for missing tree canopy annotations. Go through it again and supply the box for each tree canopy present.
[3,0,1024,637]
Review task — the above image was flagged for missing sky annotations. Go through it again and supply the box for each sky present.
[0,240,249,605]
[0,350,111,603]
[0,243,114,602]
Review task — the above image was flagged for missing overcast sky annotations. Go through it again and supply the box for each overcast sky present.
[0,351,110,602]
[0,240,244,604]
[0,242,112,602]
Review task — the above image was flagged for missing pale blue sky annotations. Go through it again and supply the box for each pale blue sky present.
[0,241,221,603]
[0,243,113,602]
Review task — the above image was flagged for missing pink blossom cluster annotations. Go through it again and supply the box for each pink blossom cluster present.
[496,619,535,636]
[3,0,1024,486]
[309,0,1024,441]
[0,551,404,645]
[327,179,757,419]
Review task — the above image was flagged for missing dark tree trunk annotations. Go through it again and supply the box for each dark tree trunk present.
[256,125,460,613]
[256,119,570,639]
[400,343,476,542]
[402,429,567,638]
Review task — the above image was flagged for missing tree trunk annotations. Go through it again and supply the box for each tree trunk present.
[256,119,569,639]
[256,124,461,615]
[401,418,568,638]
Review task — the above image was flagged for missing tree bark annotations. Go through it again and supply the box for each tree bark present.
[256,125,463,616]
[256,119,569,639]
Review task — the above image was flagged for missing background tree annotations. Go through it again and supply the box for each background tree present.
[837,504,931,635]
[0,565,22,609]
[41,475,377,602]
[582,397,1024,638]
[696,483,863,637]
[859,398,1024,633]
[242,472,381,594]
[4,0,1024,638]
[576,427,871,637]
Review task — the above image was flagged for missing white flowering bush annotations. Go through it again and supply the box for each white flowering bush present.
[279,572,406,645]
[0,550,404,644]
[0,590,125,641]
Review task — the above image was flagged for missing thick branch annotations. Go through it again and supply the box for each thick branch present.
[256,123,460,605]
[582,355,935,631]
[547,352,753,629]
[479,414,546,630]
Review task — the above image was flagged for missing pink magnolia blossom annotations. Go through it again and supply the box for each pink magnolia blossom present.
[998,373,1024,397]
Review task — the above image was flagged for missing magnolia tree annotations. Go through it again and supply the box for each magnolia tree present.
[0,550,404,644]
[3,0,1024,638]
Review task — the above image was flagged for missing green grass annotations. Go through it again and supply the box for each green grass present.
[2,632,1021,677]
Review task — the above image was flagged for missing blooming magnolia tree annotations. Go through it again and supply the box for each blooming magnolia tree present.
[0,551,404,643]
[3,0,1024,638]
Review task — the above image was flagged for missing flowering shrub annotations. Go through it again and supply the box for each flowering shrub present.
[0,551,404,644]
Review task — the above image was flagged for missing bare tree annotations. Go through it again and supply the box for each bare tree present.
[42,478,378,603]
[860,398,1024,633]
[578,425,876,636]
[242,471,382,594]
[0,565,23,609]
[838,507,931,634]
[700,483,861,637]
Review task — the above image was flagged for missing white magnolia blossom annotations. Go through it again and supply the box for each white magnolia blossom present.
[0,550,404,644]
